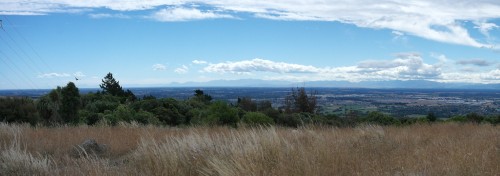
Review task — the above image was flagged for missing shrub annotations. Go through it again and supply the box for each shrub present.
[113,104,134,122]
[363,111,400,125]
[276,113,302,127]
[134,110,160,125]
[0,97,40,125]
[466,113,483,123]
[426,112,437,122]
[448,115,466,122]
[207,101,239,127]
[242,112,274,126]
[400,117,429,125]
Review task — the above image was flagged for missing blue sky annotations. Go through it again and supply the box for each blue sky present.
[0,0,499,89]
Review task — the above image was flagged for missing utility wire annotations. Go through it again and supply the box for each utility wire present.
[2,15,65,84]
[0,29,59,87]
[0,69,19,89]
[0,34,42,88]
[0,50,38,89]
[0,20,60,88]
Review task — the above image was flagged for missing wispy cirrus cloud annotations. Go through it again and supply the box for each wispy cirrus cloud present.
[192,60,208,65]
[150,7,234,22]
[38,72,87,78]
[2,1,499,48]
[37,72,70,78]
[89,13,130,19]
[174,65,189,74]
[73,71,86,77]
[152,64,166,71]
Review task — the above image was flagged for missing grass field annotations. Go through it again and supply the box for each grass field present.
[1,122,498,175]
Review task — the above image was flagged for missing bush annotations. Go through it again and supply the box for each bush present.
[466,113,483,123]
[363,111,400,126]
[483,115,499,125]
[113,105,134,122]
[276,113,302,127]
[448,115,466,122]
[0,97,40,125]
[134,110,160,125]
[78,110,100,125]
[242,112,274,126]
[400,117,429,125]
[207,101,239,127]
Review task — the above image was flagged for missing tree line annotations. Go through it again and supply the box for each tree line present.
[1,72,499,127]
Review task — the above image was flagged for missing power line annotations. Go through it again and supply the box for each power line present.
[2,15,64,83]
[0,35,39,73]
[0,29,60,87]
[0,50,38,89]
[0,30,43,75]
[0,70,19,89]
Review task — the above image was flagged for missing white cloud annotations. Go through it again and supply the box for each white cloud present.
[3,1,500,48]
[73,72,86,77]
[440,69,500,83]
[201,55,500,84]
[174,65,189,74]
[203,58,321,74]
[474,21,499,37]
[152,64,166,71]
[355,53,441,79]
[192,60,208,65]
[89,13,130,19]
[150,7,234,22]
[392,31,404,36]
[38,72,70,78]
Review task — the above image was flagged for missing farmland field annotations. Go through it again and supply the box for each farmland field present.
[1,122,498,175]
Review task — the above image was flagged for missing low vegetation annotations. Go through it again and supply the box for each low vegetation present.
[0,122,498,175]
[1,73,498,127]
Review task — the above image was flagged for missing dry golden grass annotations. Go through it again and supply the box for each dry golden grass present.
[0,122,498,175]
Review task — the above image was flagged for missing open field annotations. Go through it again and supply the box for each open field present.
[1,123,499,176]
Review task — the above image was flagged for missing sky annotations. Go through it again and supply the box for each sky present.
[0,0,499,89]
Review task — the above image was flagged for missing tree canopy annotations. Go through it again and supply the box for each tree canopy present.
[100,72,124,96]
[99,72,136,101]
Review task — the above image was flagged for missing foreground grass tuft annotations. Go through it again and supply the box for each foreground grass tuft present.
[0,123,498,175]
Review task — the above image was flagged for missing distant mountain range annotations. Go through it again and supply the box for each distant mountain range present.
[165,79,500,89]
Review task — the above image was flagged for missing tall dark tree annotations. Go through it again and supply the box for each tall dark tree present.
[427,112,437,122]
[100,72,124,96]
[193,89,212,103]
[99,72,136,102]
[237,97,257,112]
[60,82,81,123]
[37,87,63,123]
[285,87,317,113]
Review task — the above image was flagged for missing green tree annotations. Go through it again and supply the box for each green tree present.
[242,112,274,126]
[466,113,483,123]
[0,97,40,125]
[426,112,437,122]
[285,87,317,114]
[193,89,212,103]
[113,104,134,122]
[207,101,239,127]
[134,110,160,125]
[99,72,136,102]
[237,97,257,112]
[60,82,81,123]
[100,72,124,96]
[37,87,63,123]
[363,111,400,125]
